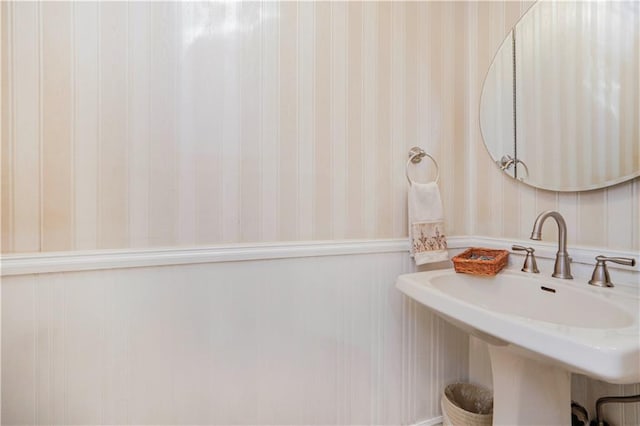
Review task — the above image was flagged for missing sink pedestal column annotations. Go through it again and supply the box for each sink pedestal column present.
[488,345,571,426]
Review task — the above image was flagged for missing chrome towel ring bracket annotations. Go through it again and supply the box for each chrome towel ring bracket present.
[406,146,440,185]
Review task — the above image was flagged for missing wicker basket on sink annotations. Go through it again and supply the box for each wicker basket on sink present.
[452,247,509,276]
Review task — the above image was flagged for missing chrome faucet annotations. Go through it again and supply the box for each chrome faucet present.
[530,210,573,279]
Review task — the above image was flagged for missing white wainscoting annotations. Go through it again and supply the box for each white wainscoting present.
[2,237,639,425]
[1,242,468,425]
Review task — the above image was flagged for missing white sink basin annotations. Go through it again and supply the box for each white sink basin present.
[397,269,640,382]
[396,269,640,425]
[430,271,634,328]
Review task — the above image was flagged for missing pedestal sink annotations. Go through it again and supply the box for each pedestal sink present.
[396,269,640,425]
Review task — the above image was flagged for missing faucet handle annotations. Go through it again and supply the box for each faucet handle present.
[588,256,636,287]
[512,245,540,274]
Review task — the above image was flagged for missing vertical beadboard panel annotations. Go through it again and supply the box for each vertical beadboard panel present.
[98,3,129,249]
[102,270,129,424]
[63,271,106,424]
[2,274,38,424]
[169,265,213,424]
[41,2,73,252]
[128,267,176,424]
[2,251,469,425]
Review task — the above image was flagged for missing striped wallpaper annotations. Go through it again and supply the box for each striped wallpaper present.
[1,1,468,252]
[1,0,639,254]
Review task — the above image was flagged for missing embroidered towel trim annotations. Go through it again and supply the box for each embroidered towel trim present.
[411,220,448,264]
[408,181,449,265]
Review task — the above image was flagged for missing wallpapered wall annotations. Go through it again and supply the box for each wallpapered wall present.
[1,1,469,252]
[2,1,638,253]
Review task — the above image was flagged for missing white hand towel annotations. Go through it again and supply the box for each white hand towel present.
[408,181,448,265]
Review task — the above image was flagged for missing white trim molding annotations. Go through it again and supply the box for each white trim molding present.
[1,236,638,276]
[0,239,409,276]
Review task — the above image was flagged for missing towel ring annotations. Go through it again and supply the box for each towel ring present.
[406,146,439,185]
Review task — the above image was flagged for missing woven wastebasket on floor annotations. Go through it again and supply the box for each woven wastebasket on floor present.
[441,383,493,426]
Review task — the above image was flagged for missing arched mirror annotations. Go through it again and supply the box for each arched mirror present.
[480,1,639,192]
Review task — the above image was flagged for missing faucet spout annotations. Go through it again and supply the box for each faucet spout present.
[530,210,573,279]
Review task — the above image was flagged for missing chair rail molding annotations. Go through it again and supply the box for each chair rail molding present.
[1,236,638,277]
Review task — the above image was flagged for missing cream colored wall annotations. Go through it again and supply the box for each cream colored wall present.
[2,1,638,254]
[469,1,640,251]
[1,1,469,253]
